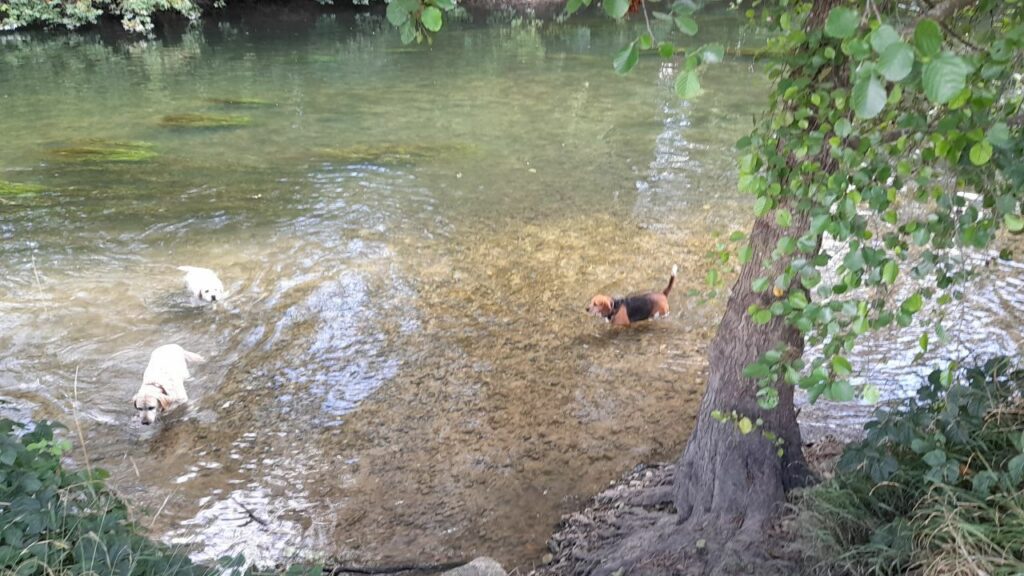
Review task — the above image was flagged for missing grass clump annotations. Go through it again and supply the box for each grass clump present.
[0,418,321,576]
[159,113,252,128]
[797,358,1024,576]
[0,181,46,195]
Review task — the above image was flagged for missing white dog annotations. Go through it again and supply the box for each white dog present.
[178,266,225,303]
[132,344,204,425]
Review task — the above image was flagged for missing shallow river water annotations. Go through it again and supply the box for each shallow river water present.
[1,7,1022,571]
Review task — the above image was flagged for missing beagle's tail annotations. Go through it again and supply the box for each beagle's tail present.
[663,265,678,296]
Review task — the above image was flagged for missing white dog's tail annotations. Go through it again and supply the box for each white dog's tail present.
[182,349,206,364]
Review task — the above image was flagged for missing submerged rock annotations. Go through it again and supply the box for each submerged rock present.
[159,113,252,128]
[0,180,46,195]
[441,557,507,576]
[47,140,157,163]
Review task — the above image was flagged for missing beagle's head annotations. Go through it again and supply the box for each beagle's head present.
[586,294,615,318]
[133,387,170,425]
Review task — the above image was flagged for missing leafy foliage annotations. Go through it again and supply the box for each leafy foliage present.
[0,418,321,576]
[0,0,201,33]
[724,1,1024,409]
[798,358,1024,575]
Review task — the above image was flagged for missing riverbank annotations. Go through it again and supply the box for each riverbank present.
[528,433,846,575]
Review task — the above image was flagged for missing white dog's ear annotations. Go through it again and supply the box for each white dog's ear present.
[158,396,171,411]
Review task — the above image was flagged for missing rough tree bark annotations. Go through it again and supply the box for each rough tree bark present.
[583,2,842,574]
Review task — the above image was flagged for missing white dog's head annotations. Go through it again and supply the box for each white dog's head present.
[132,385,170,425]
[196,284,224,303]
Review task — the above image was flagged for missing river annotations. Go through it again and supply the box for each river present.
[1,6,1021,571]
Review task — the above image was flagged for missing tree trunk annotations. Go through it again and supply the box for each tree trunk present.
[670,202,813,536]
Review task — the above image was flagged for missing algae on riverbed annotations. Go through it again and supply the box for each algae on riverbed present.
[159,113,252,128]
[313,142,474,164]
[0,180,46,195]
[47,140,157,163]
[204,97,276,107]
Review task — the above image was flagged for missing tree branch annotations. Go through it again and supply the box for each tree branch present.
[923,0,975,22]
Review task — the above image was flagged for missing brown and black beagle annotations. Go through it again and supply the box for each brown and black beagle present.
[586,266,677,326]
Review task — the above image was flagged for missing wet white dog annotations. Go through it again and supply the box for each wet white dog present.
[132,344,205,425]
[178,266,225,303]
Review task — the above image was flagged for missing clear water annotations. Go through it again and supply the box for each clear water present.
[1,7,1021,571]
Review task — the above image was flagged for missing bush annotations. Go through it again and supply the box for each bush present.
[798,358,1024,576]
[0,418,321,576]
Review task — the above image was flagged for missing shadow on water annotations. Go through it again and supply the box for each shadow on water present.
[0,7,1022,572]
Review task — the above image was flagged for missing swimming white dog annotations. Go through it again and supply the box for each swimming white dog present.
[178,266,225,303]
[132,344,205,425]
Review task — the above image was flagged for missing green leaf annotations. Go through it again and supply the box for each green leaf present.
[776,209,792,228]
[987,122,1012,148]
[675,69,702,99]
[882,261,898,285]
[614,41,640,74]
[752,277,770,292]
[852,74,886,119]
[757,387,779,410]
[566,0,585,15]
[420,6,443,32]
[386,0,417,26]
[862,383,880,404]
[870,24,900,53]
[835,118,853,137]
[738,245,753,264]
[922,52,973,105]
[828,380,855,401]
[1005,214,1024,233]
[969,140,993,166]
[923,449,947,467]
[832,355,853,377]
[743,362,771,379]
[604,0,629,19]
[902,293,924,314]
[431,0,456,8]
[1009,454,1024,483]
[824,7,859,39]
[877,42,914,82]
[752,309,773,325]
[737,417,753,435]
[702,43,725,63]
[754,196,771,217]
[658,41,676,58]
[914,19,943,58]
[675,14,698,36]
[399,20,418,44]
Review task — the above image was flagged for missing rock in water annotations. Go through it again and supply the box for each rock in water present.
[441,557,507,576]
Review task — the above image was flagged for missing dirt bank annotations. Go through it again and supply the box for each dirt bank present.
[529,435,847,575]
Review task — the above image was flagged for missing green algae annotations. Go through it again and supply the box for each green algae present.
[0,180,46,195]
[159,113,252,128]
[204,97,276,107]
[313,142,474,164]
[47,140,157,163]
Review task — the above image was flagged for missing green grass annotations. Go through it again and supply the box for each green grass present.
[796,358,1024,576]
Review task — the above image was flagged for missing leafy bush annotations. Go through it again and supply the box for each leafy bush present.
[0,419,206,575]
[0,418,321,576]
[798,358,1024,576]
